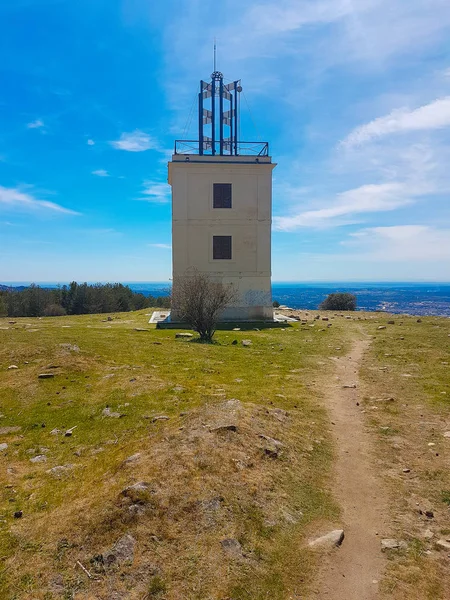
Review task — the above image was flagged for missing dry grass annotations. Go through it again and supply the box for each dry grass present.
[0,309,353,599]
[359,314,450,599]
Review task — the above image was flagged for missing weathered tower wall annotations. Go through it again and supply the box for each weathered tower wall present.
[169,154,275,321]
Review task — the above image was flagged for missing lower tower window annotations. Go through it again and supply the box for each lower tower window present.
[213,235,232,260]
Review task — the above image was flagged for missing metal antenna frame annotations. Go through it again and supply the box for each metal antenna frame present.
[198,42,241,156]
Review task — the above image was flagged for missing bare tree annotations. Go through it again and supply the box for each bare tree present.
[172,272,237,342]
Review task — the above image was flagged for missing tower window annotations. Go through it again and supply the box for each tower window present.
[213,183,232,208]
[213,235,232,260]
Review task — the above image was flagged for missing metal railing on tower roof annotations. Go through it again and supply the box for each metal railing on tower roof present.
[174,140,269,156]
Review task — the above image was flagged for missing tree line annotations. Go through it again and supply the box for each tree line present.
[0,282,170,317]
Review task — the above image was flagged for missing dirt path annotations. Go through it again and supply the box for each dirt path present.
[313,337,389,600]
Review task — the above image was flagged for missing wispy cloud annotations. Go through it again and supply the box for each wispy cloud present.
[0,186,80,215]
[342,97,450,147]
[343,225,450,261]
[92,169,109,177]
[148,243,171,249]
[110,130,158,152]
[87,139,95,146]
[27,119,44,129]
[274,182,418,230]
[139,181,170,203]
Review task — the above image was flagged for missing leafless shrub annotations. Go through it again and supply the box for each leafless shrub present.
[172,271,237,342]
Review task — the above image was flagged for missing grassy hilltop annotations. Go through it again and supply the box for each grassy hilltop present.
[0,310,449,599]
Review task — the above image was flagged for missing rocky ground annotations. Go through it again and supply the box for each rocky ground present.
[0,309,449,599]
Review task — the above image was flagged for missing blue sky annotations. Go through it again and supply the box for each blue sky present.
[1,0,450,283]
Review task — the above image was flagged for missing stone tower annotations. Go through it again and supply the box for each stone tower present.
[168,70,275,321]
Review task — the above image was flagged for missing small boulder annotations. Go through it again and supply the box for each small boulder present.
[47,465,74,478]
[123,453,141,465]
[0,443,8,451]
[7,365,18,370]
[102,407,123,418]
[242,340,252,347]
[435,539,450,551]
[121,482,153,504]
[387,320,395,325]
[104,533,136,567]
[38,373,54,379]
[309,530,345,548]
[175,332,193,339]
[212,424,238,433]
[377,326,386,330]
[30,454,47,463]
[60,343,80,352]
[381,539,407,551]
[152,415,169,423]
[220,538,243,559]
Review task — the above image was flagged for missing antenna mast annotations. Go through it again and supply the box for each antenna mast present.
[214,38,217,72]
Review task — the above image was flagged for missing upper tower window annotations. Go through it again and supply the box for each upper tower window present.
[213,183,232,208]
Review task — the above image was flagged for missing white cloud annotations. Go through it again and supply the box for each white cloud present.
[27,119,44,129]
[148,243,171,249]
[344,225,450,261]
[139,181,170,203]
[92,169,109,177]
[342,97,450,147]
[274,182,418,230]
[0,186,80,215]
[110,130,158,152]
[87,139,95,146]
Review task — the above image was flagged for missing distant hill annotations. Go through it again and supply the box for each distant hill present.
[0,284,28,292]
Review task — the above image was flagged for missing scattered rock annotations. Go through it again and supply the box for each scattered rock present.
[443,432,450,438]
[134,328,149,332]
[175,332,193,339]
[342,384,357,389]
[152,415,169,423]
[14,510,23,519]
[381,539,407,551]
[231,340,238,345]
[402,468,411,473]
[387,320,395,325]
[38,373,54,379]
[435,539,450,551]
[260,435,284,458]
[220,538,243,558]
[45,364,60,369]
[417,318,422,323]
[377,326,386,330]
[60,343,80,352]
[322,317,329,321]
[123,453,141,465]
[0,443,8,451]
[102,407,123,418]
[232,328,241,331]
[423,529,434,540]
[107,316,113,322]
[425,510,434,519]
[47,465,74,478]
[121,482,153,504]
[309,530,345,548]
[30,454,47,463]
[242,340,252,347]
[50,428,62,435]
[212,424,238,433]
[7,365,18,370]
[0,426,20,436]
[270,408,289,422]
[104,534,136,567]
